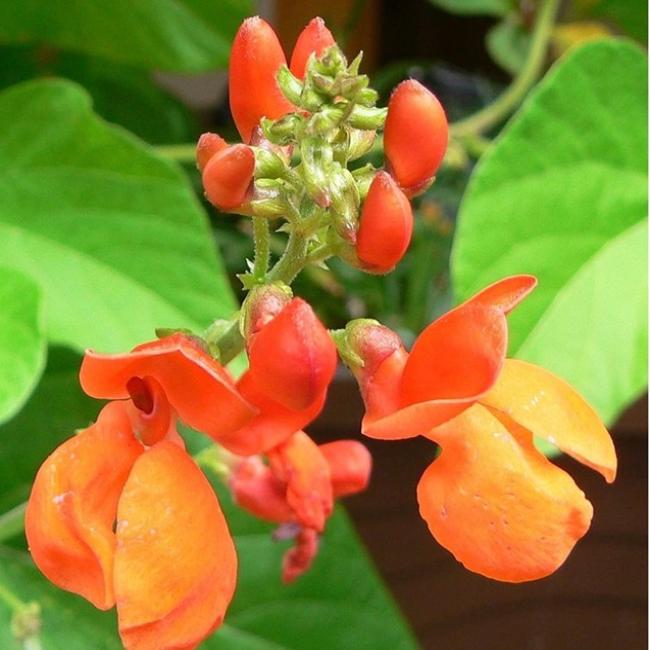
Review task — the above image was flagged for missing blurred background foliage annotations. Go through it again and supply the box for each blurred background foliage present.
[0,1,646,648]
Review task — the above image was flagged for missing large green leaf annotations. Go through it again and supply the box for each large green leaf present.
[451,39,648,423]
[486,17,531,75]
[0,79,235,352]
[0,267,46,426]
[0,0,251,72]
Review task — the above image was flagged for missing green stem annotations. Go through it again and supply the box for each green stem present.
[216,321,245,365]
[0,502,25,545]
[154,143,197,164]
[252,217,271,279]
[451,0,560,138]
[267,229,310,285]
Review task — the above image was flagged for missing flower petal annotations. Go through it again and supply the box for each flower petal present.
[319,440,372,498]
[464,275,537,314]
[400,302,507,406]
[217,371,326,456]
[80,334,255,441]
[418,404,593,582]
[25,402,143,609]
[229,456,293,523]
[114,441,237,650]
[481,359,617,482]
[247,298,337,411]
[269,431,333,533]
[282,528,320,584]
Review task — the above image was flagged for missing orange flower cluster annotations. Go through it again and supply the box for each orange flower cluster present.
[25,13,617,650]
[343,276,617,581]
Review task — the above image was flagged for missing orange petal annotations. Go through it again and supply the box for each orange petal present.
[319,440,372,498]
[217,371,326,456]
[125,376,174,447]
[80,334,256,442]
[229,16,295,142]
[229,456,293,523]
[464,275,537,314]
[282,528,320,584]
[481,359,617,482]
[400,302,507,406]
[25,402,143,609]
[289,17,336,79]
[247,298,337,411]
[269,431,333,533]
[114,441,237,650]
[418,404,593,582]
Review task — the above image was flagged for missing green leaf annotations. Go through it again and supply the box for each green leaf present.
[0,267,46,426]
[427,0,510,17]
[0,348,99,513]
[0,79,235,352]
[0,0,252,72]
[452,39,648,423]
[486,17,531,75]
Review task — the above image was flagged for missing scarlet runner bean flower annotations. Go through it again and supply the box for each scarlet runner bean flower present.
[218,289,338,456]
[340,275,617,581]
[229,432,371,582]
[384,79,449,197]
[26,354,240,650]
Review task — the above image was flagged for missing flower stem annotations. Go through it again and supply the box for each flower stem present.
[154,143,196,164]
[267,229,310,285]
[0,502,26,544]
[252,217,271,280]
[451,0,561,138]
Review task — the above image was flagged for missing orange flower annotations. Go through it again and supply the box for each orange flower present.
[346,275,537,440]
[26,400,237,650]
[80,333,256,444]
[230,433,371,582]
[345,275,617,581]
[218,298,338,456]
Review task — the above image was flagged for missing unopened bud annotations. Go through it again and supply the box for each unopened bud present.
[348,105,387,130]
[202,144,255,211]
[254,147,288,179]
[384,79,448,196]
[290,17,336,79]
[347,129,376,161]
[196,132,227,172]
[241,282,293,340]
[301,139,333,208]
[329,166,360,244]
[276,65,304,106]
[356,171,413,273]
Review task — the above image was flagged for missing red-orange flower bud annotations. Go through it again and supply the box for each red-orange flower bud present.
[202,144,255,212]
[247,298,337,411]
[356,171,413,273]
[384,80,448,196]
[229,16,296,143]
[289,17,336,79]
[196,132,227,172]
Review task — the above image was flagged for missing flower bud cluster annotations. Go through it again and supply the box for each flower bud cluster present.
[199,16,450,276]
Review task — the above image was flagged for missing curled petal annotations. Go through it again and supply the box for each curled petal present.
[216,371,326,456]
[80,334,256,442]
[464,275,537,314]
[247,298,337,411]
[114,441,237,650]
[319,440,372,498]
[419,405,593,582]
[202,144,255,211]
[400,302,508,407]
[269,431,333,533]
[282,528,320,584]
[229,456,293,523]
[229,16,295,142]
[196,132,228,172]
[289,17,336,79]
[356,171,413,274]
[384,80,448,196]
[481,359,617,482]
[125,376,174,447]
[25,402,143,609]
